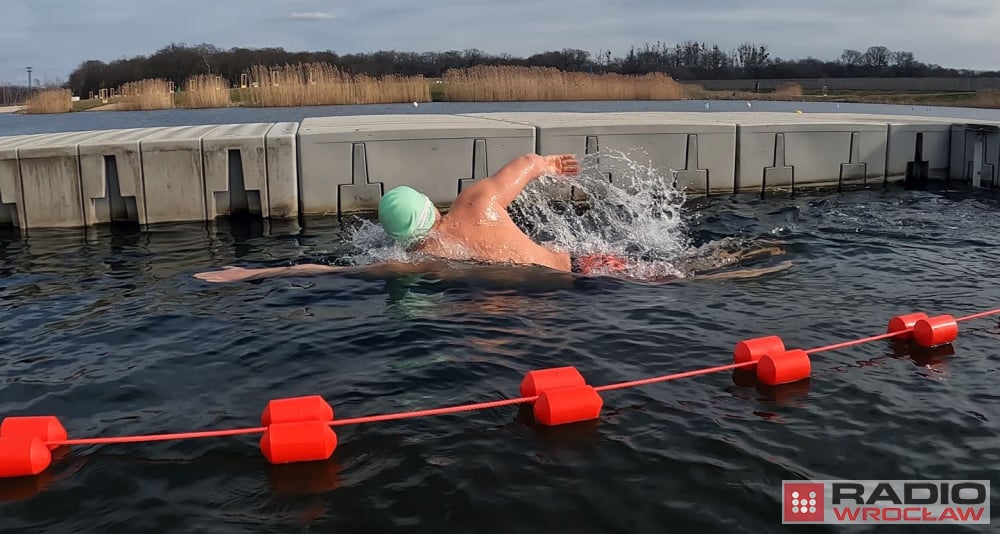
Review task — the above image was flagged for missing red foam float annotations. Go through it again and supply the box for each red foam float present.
[0,306,992,488]
[261,396,333,426]
[0,437,52,478]
[0,416,67,450]
[533,385,603,426]
[520,366,585,397]
[259,421,338,464]
[913,315,958,348]
[756,349,811,386]
[733,335,785,364]
[888,312,929,335]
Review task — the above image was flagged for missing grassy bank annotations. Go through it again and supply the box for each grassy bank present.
[26,65,1000,113]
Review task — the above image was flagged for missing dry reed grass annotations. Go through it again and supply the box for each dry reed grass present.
[24,88,73,114]
[242,62,430,107]
[971,89,1000,108]
[441,65,684,101]
[118,79,174,111]
[181,74,232,108]
[773,82,804,97]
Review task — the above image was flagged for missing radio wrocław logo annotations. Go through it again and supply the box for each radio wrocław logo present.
[782,480,989,525]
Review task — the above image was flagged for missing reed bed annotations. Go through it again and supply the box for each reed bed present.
[23,88,73,114]
[180,74,232,108]
[773,82,804,97]
[441,65,684,101]
[242,63,430,107]
[971,89,1000,108]
[118,79,174,111]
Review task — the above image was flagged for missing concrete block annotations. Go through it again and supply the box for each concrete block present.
[462,112,736,198]
[949,123,1000,187]
[201,123,272,218]
[138,125,220,224]
[2,130,129,229]
[884,122,953,185]
[734,120,888,193]
[0,134,52,228]
[297,115,535,215]
[265,122,300,218]
[78,127,168,225]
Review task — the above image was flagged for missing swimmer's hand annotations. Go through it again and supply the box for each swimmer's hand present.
[543,154,580,177]
[193,264,340,283]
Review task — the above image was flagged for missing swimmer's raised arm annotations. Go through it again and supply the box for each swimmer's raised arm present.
[473,153,579,208]
[193,260,446,283]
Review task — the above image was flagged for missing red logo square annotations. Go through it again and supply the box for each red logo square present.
[783,482,824,523]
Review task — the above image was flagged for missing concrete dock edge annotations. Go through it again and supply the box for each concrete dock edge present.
[0,111,997,233]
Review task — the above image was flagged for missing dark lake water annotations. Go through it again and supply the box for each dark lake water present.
[0,180,998,533]
[3,99,1000,136]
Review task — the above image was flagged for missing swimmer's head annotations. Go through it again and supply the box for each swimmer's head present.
[378,186,440,245]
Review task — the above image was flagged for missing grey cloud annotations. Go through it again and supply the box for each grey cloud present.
[288,12,335,20]
[1,0,996,87]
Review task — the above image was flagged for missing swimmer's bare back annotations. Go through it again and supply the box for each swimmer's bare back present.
[415,153,579,272]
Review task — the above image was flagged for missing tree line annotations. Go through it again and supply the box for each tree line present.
[13,41,1000,99]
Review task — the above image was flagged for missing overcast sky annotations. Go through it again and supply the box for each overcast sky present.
[2,0,998,87]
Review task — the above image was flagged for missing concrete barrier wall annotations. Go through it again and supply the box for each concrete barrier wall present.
[0,112,997,232]
[297,115,536,215]
[461,112,736,199]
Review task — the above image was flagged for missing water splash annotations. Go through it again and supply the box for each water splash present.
[509,150,694,278]
[338,150,750,279]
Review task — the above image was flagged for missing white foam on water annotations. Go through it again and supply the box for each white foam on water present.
[339,150,748,279]
[509,150,693,278]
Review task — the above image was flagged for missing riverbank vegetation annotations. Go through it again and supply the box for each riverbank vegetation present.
[22,88,73,114]
[9,40,1000,113]
[118,79,173,111]
[55,41,997,101]
[20,69,1000,115]
[237,63,430,107]
[180,74,231,109]
[441,66,683,101]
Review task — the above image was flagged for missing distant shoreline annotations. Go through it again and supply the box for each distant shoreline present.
[8,91,1000,116]
[51,89,1000,114]
[12,65,1000,115]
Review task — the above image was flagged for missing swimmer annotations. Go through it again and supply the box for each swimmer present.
[194,152,788,283]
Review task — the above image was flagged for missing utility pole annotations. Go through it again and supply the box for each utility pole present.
[26,66,32,102]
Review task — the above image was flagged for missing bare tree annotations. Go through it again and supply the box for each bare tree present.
[840,49,863,66]
[862,46,892,68]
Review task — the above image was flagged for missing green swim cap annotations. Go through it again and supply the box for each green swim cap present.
[378,186,437,242]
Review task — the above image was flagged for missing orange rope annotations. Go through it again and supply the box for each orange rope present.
[50,426,267,447]
[42,307,1000,448]
[805,331,906,355]
[330,396,539,427]
[593,361,756,393]
[956,308,1000,322]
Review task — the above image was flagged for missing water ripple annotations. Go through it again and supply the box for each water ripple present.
[0,185,998,532]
